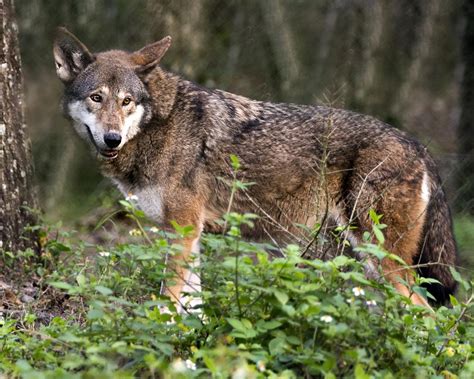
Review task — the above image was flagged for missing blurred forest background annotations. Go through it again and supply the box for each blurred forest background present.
[14,1,473,263]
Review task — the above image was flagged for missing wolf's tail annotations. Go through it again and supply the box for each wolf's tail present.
[417,158,458,304]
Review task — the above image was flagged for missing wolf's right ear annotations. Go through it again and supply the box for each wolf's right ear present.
[53,27,94,83]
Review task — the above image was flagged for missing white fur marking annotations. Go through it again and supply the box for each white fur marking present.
[53,47,71,81]
[68,101,104,147]
[113,180,129,198]
[421,171,430,204]
[178,237,202,314]
[72,52,84,69]
[134,186,164,222]
[99,86,110,95]
[121,105,144,145]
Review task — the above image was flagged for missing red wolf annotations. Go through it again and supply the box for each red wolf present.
[53,28,457,311]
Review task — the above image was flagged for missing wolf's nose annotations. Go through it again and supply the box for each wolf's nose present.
[104,132,122,148]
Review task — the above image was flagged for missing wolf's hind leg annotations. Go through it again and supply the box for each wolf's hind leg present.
[347,162,432,309]
[376,176,432,309]
[381,259,433,309]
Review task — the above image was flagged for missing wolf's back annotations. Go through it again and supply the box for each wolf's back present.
[418,156,458,304]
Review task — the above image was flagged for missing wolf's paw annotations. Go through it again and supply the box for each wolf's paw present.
[158,305,177,325]
[178,293,203,316]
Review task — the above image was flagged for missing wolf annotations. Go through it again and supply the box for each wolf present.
[53,27,457,311]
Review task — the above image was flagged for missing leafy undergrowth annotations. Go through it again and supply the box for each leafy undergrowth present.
[0,208,473,378]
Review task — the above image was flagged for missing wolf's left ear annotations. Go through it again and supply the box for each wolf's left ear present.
[130,36,172,73]
[53,27,94,83]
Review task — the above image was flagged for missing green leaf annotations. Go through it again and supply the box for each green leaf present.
[15,360,32,372]
[355,364,370,379]
[269,337,287,356]
[449,295,459,307]
[87,308,104,320]
[373,226,385,244]
[449,267,462,283]
[227,318,257,339]
[76,274,86,287]
[48,242,71,253]
[413,285,435,301]
[119,199,133,209]
[49,281,73,290]
[227,318,245,331]
[241,319,253,330]
[264,320,283,330]
[182,317,203,329]
[332,255,351,268]
[423,316,436,330]
[369,209,383,224]
[94,285,113,296]
[354,244,388,260]
[274,290,289,305]
[60,332,82,343]
[230,154,241,170]
[449,267,470,290]
[156,342,174,356]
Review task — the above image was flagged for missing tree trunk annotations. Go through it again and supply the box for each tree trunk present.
[260,0,301,101]
[0,0,38,252]
[457,0,474,214]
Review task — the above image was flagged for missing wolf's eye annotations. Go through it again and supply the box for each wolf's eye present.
[122,97,132,106]
[90,94,102,103]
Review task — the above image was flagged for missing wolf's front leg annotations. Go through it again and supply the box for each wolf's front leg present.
[159,199,204,314]
[163,232,202,313]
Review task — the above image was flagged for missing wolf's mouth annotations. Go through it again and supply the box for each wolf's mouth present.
[99,149,119,159]
[84,124,119,159]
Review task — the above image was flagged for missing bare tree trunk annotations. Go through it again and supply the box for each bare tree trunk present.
[161,0,206,79]
[393,0,441,118]
[0,0,38,252]
[354,0,383,105]
[457,0,474,214]
[313,0,343,94]
[260,0,301,100]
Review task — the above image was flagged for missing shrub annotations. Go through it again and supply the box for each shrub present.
[0,203,472,378]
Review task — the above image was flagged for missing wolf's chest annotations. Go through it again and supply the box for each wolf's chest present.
[114,180,164,223]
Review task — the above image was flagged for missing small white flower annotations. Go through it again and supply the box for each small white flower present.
[352,287,365,297]
[346,298,354,304]
[185,359,196,370]
[232,366,251,379]
[171,359,187,373]
[125,193,138,201]
[366,300,377,307]
[320,315,333,323]
[257,360,266,372]
[98,251,110,257]
[149,226,159,233]
[129,229,142,236]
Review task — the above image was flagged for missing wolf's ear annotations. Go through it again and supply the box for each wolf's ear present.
[53,27,94,83]
[130,36,171,73]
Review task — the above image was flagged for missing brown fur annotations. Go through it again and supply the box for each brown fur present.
[54,29,458,310]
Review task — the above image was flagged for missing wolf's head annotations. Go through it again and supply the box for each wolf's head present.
[53,27,171,159]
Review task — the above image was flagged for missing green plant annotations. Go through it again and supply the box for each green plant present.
[0,168,472,378]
